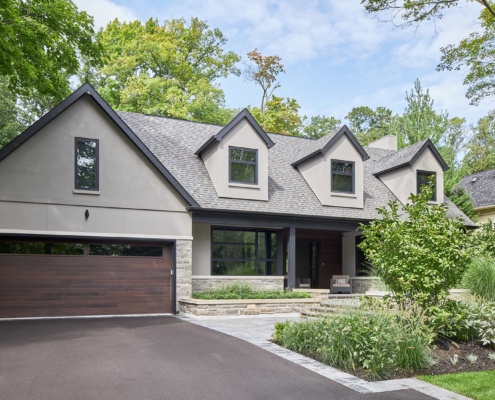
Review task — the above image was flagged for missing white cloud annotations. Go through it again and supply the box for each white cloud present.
[73,0,138,29]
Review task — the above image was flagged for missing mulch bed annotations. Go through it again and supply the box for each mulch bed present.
[351,341,495,381]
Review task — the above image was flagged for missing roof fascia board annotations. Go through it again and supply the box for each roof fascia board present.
[195,108,275,156]
[0,83,199,208]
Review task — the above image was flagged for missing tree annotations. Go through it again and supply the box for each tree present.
[302,115,341,139]
[86,18,240,125]
[359,184,472,309]
[462,110,495,174]
[0,0,101,100]
[0,77,26,149]
[393,79,449,148]
[361,1,495,29]
[249,96,303,135]
[446,187,476,220]
[346,106,395,145]
[438,8,495,105]
[244,49,285,113]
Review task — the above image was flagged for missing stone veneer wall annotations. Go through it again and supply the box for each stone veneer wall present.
[178,298,317,316]
[192,276,284,293]
[351,277,382,294]
[176,240,192,308]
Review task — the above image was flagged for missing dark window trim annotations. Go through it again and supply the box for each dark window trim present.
[331,159,355,194]
[416,170,437,202]
[74,137,99,191]
[229,146,258,185]
[211,226,278,276]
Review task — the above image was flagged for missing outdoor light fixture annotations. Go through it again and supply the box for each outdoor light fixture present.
[85,209,90,220]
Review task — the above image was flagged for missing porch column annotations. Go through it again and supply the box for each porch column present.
[287,225,296,288]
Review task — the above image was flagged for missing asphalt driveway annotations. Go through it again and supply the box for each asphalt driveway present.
[0,317,434,400]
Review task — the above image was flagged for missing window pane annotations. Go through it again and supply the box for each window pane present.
[76,139,97,190]
[230,148,256,162]
[230,162,256,183]
[270,233,277,259]
[212,260,256,275]
[212,243,256,260]
[332,161,353,174]
[0,241,84,255]
[332,174,353,192]
[212,230,256,244]
[417,171,436,201]
[89,244,162,257]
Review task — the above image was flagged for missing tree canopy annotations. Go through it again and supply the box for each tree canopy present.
[0,0,101,99]
[85,18,240,125]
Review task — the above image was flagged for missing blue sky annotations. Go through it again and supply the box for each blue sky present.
[75,0,494,126]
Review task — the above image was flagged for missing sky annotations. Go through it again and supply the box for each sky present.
[73,0,494,126]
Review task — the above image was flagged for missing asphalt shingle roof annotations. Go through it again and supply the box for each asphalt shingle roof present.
[373,140,428,175]
[117,111,474,226]
[456,169,495,208]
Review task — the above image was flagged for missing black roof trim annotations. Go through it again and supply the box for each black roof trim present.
[195,108,275,156]
[0,83,199,208]
[291,125,369,167]
[373,139,449,176]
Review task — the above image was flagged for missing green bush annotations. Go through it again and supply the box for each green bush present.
[426,301,476,342]
[464,302,495,348]
[192,283,312,300]
[358,184,472,309]
[273,309,431,380]
[463,256,495,302]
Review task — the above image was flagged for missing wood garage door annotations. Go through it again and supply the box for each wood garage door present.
[0,240,173,318]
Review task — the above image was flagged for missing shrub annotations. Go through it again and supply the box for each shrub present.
[469,220,495,259]
[464,302,495,348]
[426,300,476,342]
[358,184,472,309]
[463,256,495,302]
[192,283,312,300]
[273,309,431,380]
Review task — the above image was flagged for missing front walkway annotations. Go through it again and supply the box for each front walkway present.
[177,313,470,400]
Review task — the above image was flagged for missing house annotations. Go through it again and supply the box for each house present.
[456,169,495,224]
[0,84,473,318]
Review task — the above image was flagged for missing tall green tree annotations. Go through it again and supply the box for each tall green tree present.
[302,115,341,139]
[0,0,101,100]
[85,18,240,125]
[0,77,26,149]
[438,8,495,105]
[249,96,303,135]
[463,110,495,174]
[346,106,394,145]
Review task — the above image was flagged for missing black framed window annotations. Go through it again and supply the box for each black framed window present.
[0,241,84,255]
[75,138,99,190]
[331,160,354,194]
[89,244,163,257]
[229,147,258,184]
[211,228,277,275]
[417,170,436,201]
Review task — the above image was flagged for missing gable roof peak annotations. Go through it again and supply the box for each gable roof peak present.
[195,108,275,156]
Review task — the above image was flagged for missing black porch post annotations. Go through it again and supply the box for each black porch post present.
[288,225,296,288]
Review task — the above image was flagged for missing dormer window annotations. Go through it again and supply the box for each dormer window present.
[75,137,99,191]
[331,160,354,194]
[229,147,258,184]
[417,170,436,201]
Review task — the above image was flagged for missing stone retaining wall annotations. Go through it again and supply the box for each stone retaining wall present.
[192,276,284,293]
[178,298,317,316]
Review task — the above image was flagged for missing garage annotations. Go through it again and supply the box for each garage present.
[0,239,173,318]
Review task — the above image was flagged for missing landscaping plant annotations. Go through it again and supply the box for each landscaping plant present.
[192,283,312,300]
[358,184,472,309]
[463,255,495,302]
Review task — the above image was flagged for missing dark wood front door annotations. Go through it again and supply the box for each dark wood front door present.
[0,242,172,318]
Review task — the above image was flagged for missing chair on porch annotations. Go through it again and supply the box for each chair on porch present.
[330,275,351,294]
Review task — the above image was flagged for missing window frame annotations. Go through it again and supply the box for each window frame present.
[331,159,355,194]
[416,170,437,202]
[229,146,258,185]
[211,227,278,276]
[74,137,99,191]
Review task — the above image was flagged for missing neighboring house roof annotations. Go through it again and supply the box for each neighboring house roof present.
[118,111,474,226]
[456,169,495,208]
[0,83,199,207]
[373,139,449,176]
[291,125,369,167]
[195,108,275,156]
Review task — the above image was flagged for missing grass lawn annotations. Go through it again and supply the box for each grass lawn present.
[417,370,495,400]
